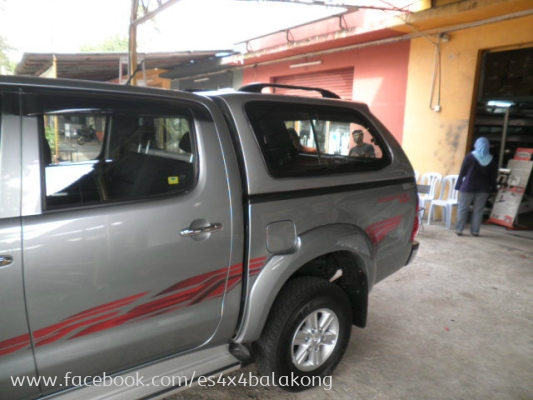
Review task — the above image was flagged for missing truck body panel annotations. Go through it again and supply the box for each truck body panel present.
[0,77,418,399]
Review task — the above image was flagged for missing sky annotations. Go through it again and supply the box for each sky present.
[0,0,346,62]
[0,0,131,56]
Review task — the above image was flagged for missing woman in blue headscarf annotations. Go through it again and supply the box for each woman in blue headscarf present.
[454,137,498,236]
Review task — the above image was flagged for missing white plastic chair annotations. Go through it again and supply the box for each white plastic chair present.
[418,172,442,221]
[414,170,420,183]
[427,174,459,228]
[417,184,431,232]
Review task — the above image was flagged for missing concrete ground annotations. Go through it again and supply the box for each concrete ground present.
[166,221,533,400]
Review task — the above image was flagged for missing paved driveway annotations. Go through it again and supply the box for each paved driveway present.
[166,223,533,400]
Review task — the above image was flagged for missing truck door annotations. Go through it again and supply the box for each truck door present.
[17,88,239,396]
[0,94,40,399]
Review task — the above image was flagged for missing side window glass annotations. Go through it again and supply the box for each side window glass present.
[245,102,389,177]
[44,113,105,164]
[32,94,196,210]
[104,115,193,202]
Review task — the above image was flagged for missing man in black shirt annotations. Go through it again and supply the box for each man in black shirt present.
[349,130,375,158]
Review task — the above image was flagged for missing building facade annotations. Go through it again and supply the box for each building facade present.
[165,0,533,179]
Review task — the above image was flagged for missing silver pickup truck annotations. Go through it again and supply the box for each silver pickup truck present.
[0,77,419,399]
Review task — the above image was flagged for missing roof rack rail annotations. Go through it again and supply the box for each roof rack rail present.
[238,83,341,99]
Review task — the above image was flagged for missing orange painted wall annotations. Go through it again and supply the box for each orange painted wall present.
[402,14,533,178]
[242,40,411,143]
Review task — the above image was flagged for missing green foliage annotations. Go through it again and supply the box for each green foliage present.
[80,35,129,52]
[45,126,56,153]
[0,35,14,74]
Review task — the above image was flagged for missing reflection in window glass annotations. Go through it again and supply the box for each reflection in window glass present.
[154,117,191,154]
[43,114,106,164]
[41,108,196,210]
[246,102,389,177]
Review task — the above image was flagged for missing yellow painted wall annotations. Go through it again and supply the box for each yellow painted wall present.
[402,14,533,178]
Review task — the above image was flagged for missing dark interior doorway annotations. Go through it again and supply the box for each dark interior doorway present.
[474,47,533,185]
[473,46,533,225]
[475,47,533,166]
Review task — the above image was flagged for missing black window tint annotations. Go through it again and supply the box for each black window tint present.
[245,101,390,177]
[26,92,197,210]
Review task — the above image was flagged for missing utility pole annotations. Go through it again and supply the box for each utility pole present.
[128,0,184,85]
[129,0,139,86]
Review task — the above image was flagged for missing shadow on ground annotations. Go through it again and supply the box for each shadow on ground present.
[166,222,533,400]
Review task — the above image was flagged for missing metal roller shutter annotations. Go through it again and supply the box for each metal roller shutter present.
[274,68,354,99]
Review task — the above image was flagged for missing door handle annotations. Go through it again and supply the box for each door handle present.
[180,223,223,238]
[0,255,13,267]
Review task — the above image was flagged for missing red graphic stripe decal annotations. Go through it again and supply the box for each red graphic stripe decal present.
[64,292,147,321]
[0,257,268,356]
[365,216,403,244]
[155,267,231,297]
[35,312,120,347]
[0,334,31,356]
[249,256,267,276]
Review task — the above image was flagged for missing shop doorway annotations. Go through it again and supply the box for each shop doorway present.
[474,46,533,168]
[473,46,533,225]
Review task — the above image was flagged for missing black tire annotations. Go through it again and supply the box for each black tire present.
[256,276,352,392]
[77,136,85,145]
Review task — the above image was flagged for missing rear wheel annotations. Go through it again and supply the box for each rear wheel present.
[256,276,352,392]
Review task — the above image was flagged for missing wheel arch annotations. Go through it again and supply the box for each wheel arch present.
[293,250,370,329]
[234,223,375,344]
